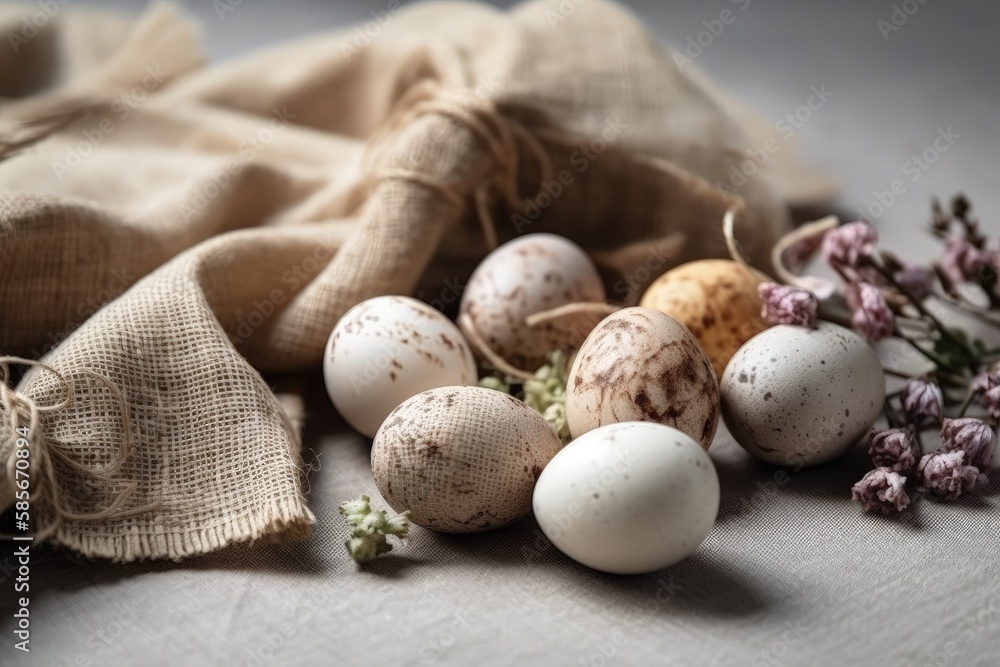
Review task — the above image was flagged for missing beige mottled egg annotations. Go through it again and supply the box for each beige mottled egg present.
[459,233,605,372]
[565,307,719,448]
[324,296,476,438]
[720,322,886,467]
[639,259,767,378]
[371,386,563,533]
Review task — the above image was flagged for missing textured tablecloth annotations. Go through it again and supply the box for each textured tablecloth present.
[2,1,999,666]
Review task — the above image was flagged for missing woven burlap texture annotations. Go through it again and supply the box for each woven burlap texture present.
[0,1,832,561]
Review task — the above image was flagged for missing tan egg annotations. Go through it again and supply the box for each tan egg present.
[565,307,719,449]
[371,386,562,533]
[639,259,767,378]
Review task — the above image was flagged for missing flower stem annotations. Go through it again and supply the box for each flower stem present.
[867,259,979,367]
[957,388,977,417]
[897,330,950,369]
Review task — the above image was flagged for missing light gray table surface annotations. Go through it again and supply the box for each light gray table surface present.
[2,1,999,666]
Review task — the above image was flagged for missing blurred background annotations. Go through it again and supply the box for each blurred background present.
[56,0,999,257]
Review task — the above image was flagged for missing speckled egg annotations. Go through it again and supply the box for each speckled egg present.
[372,386,563,533]
[324,296,476,438]
[565,307,719,449]
[532,422,720,574]
[459,233,605,372]
[720,321,886,467]
[639,259,768,378]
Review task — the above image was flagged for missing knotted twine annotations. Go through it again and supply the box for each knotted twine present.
[0,357,159,542]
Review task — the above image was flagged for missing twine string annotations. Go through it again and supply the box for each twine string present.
[363,81,556,251]
[0,356,160,542]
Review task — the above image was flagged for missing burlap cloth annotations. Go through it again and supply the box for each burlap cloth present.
[0,1,833,561]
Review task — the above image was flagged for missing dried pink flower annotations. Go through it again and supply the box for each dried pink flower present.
[983,385,1000,421]
[969,371,1000,429]
[900,378,943,423]
[851,467,910,514]
[758,283,819,328]
[844,282,895,343]
[970,370,996,394]
[937,236,984,287]
[822,221,878,268]
[868,428,918,473]
[916,450,980,500]
[940,417,994,476]
[893,262,933,301]
[984,239,1000,299]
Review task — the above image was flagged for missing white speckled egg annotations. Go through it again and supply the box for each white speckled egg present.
[324,296,476,437]
[566,307,719,448]
[459,233,605,372]
[720,321,885,467]
[532,422,719,574]
[373,386,563,533]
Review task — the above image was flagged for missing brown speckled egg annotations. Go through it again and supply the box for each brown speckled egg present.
[639,259,767,378]
[459,233,605,372]
[565,307,719,449]
[371,386,563,533]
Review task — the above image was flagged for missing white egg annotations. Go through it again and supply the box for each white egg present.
[324,296,476,437]
[720,321,885,467]
[532,422,719,574]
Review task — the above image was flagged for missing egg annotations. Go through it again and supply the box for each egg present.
[372,386,563,533]
[639,259,768,378]
[720,321,885,467]
[324,296,476,437]
[566,307,719,448]
[532,422,719,574]
[459,233,606,373]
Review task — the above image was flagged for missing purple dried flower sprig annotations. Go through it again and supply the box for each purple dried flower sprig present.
[940,417,994,477]
[916,450,980,501]
[822,221,878,269]
[867,428,918,474]
[900,378,943,424]
[851,468,910,515]
[806,197,1000,515]
[844,281,895,343]
[758,283,819,328]
[854,415,994,513]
